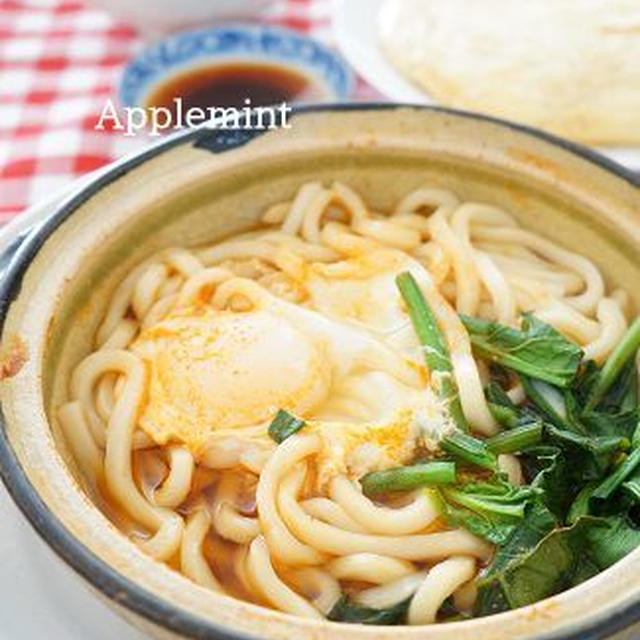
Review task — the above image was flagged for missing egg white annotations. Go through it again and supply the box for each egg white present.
[132,249,452,480]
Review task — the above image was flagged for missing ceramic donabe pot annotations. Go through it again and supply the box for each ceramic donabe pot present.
[0,105,638,640]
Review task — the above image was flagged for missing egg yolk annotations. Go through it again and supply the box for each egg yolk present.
[132,307,331,452]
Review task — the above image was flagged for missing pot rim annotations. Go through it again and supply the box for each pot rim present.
[0,103,638,640]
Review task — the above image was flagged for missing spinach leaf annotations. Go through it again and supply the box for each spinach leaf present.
[570,359,639,440]
[546,424,628,478]
[440,479,540,545]
[524,445,578,520]
[580,407,639,441]
[461,313,583,388]
[591,448,640,504]
[327,596,410,625]
[520,376,575,428]
[594,358,638,413]
[583,514,640,569]
[567,556,600,586]
[566,481,599,524]
[475,515,596,615]
[585,318,640,411]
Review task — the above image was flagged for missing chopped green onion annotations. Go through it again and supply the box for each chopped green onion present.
[486,422,543,454]
[484,382,521,428]
[586,318,640,411]
[488,402,520,428]
[395,271,467,430]
[441,431,497,470]
[268,409,305,443]
[360,461,456,493]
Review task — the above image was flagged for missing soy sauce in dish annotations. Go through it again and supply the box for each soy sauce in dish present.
[146,62,324,117]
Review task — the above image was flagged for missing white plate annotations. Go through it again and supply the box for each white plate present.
[332,0,640,173]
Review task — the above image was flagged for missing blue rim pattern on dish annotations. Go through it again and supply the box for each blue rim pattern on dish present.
[119,24,355,108]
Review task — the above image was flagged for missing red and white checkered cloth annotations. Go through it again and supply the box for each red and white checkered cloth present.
[0,0,378,222]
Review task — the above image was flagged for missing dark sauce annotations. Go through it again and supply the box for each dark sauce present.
[146,62,324,117]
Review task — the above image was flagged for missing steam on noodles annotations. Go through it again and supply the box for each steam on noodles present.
[58,182,640,625]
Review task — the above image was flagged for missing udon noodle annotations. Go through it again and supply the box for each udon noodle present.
[57,182,633,624]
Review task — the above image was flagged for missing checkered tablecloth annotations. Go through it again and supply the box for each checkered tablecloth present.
[0,0,377,222]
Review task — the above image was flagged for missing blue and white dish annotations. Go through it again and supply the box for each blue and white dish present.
[119,23,355,108]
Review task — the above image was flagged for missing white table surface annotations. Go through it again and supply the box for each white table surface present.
[0,484,146,640]
[0,174,148,639]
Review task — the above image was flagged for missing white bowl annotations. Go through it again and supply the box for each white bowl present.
[87,0,274,34]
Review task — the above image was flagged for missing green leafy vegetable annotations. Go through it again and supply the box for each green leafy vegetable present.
[450,312,640,618]
[474,501,556,614]
[591,448,640,503]
[586,318,640,411]
[566,481,599,524]
[475,512,606,615]
[485,382,521,428]
[580,407,639,441]
[568,361,638,440]
[268,409,305,443]
[546,424,628,477]
[590,358,638,413]
[440,479,539,545]
[396,272,467,430]
[513,374,628,480]
[525,446,578,519]
[583,514,640,569]
[519,376,578,433]
[622,467,640,501]
[461,313,583,388]
[360,461,456,493]
[327,596,410,625]
[441,431,497,470]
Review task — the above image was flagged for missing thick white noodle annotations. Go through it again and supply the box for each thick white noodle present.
[326,554,415,584]
[329,475,438,535]
[180,509,221,591]
[61,182,632,622]
[278,461,492,561]
[255,433,326,565]
[407,556,476,625]
[245,536,324,619]
[354,571,428,608]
